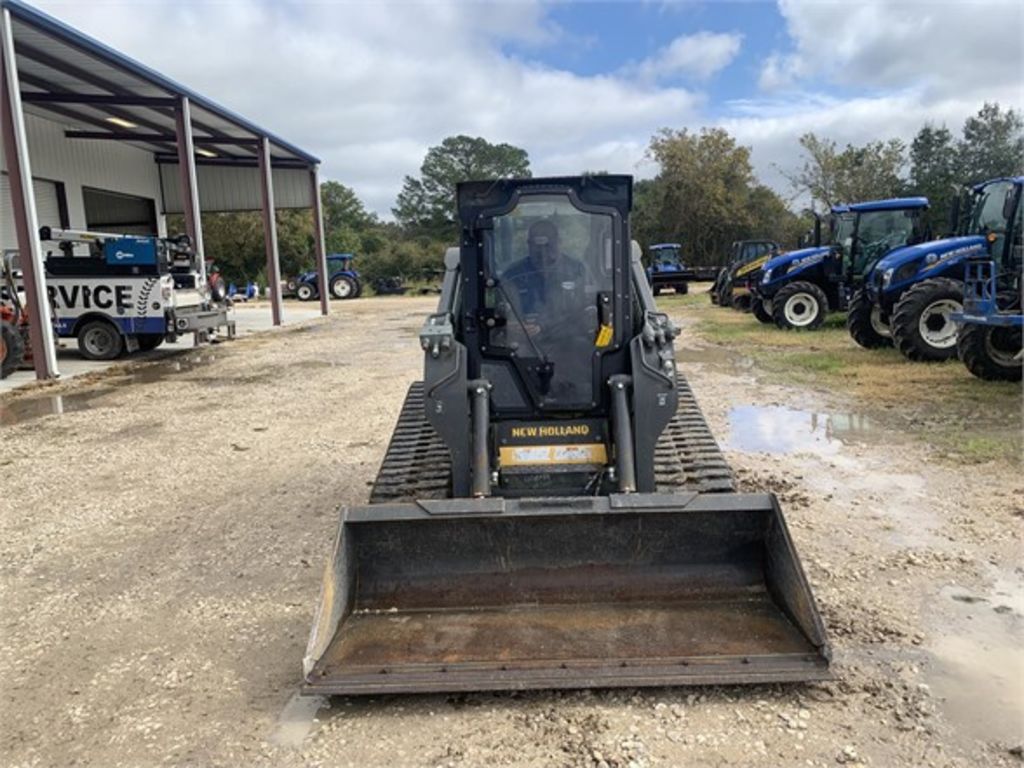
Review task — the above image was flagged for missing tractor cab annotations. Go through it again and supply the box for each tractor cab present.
[646,243,688,294]
[838,198,931,287]
[649,243,683,271]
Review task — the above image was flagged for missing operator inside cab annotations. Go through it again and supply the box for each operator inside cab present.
[485,194,612,407]
[502,219,587,338]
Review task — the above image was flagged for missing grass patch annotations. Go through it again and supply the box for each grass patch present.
[773,351,846,374]
[671,291,1022,466]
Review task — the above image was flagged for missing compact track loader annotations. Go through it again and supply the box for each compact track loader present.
[304,176,829,694]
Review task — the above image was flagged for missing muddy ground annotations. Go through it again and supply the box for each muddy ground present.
[1,293,1021,768]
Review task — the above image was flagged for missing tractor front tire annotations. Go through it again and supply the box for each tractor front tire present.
[330,275,357,300]
[891,278,963,362]
[751,297,774,324]
[296,282,316,301]
[1,320,26,379]
[957,323,1023,381]
[719,283,733,309]
[772,281,828,330]
[731,294,752,312]
[846,288,892,348]
[77,319,123,361]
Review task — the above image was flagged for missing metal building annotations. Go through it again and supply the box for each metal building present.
[1,0,330,380]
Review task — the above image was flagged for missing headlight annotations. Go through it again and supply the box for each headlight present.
[881,268,895,288]
[762,269,772,283]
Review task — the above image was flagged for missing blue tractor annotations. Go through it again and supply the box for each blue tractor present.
[754,198,930,330]
[645,243,688,295]
[292,253,362,301]
[951,178,1022,380]
[862,178,1021,361]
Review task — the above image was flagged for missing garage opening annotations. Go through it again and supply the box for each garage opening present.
[83,187,157,236]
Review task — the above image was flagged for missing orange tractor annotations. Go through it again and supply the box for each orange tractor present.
[1,251,35,379]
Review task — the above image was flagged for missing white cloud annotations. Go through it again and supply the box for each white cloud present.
[761,0,1024,97]
[30,0,701,216]
[23,0,1024,221]
[745,0,1024,203]
[630,31,743,82]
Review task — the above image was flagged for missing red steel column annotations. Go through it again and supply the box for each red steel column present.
[258,136,282,326]
[309,166,329,316]
[174,96,206,283]
[1,8,58,379]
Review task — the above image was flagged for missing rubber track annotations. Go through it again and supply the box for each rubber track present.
[369,375,734,503]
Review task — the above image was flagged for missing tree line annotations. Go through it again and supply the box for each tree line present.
[193,101,1022,284]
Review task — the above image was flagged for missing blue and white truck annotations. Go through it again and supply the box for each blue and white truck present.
[35,227,234,360]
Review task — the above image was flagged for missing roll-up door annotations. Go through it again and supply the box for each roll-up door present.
[1,174,65,250]
[83,186,157,236]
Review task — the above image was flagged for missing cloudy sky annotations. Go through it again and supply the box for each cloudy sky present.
[32,0,1024,216]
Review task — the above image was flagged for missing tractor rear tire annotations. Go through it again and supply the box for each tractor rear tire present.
[652,284,662,297]
[77,319,123,361]
[1,320,26,379]
[772,281,828,330]
[891,278,963,362]
[751,297,774,324]
[847,288,892,348]
[330,275,357,300]
[352,277,363,298]
[956,323,1023,381]
[677,282,689,295]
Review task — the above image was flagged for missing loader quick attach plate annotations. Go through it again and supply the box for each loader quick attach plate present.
[303,493,831,695]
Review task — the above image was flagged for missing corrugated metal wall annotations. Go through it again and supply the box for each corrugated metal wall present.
[1,113,313,252]
[159,163,312,213]
[0,112,167,250]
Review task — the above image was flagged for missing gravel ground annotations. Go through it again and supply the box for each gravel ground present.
[1,295,1020,768]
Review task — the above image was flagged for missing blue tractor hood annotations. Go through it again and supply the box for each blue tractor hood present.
[874,235,987,273]
[763,246,830,273]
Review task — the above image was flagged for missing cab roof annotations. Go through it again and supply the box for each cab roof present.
[973,176,1024,192]
[845,197,929,212]
[650,243,681,250]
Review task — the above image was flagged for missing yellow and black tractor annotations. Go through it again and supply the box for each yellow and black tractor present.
[303,176,829,694]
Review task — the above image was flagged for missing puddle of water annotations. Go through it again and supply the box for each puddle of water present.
[269,692,327,748]
[927,576,1024,746]
[0,387,117,427]
[0,352,218,427]
[726,404,876,456]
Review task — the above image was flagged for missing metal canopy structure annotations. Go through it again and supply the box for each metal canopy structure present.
[0,0,332,380]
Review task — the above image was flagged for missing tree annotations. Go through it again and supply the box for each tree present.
[634,127,802,264]
[834,139,906,204]
[909,124,959,233]
[957,102,1024,184]
[320,180,381,255]
[786,133,906,211]
[785,134,844,209]
[393,135,531,241]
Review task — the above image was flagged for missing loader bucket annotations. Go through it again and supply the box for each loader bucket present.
[303,492,830,695]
